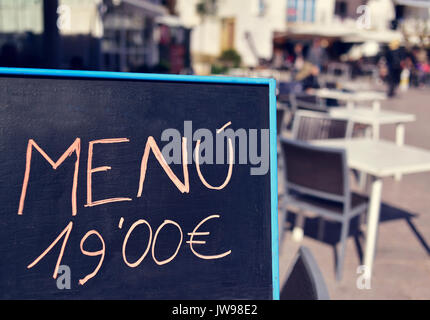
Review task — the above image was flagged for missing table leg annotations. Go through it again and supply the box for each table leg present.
[292,212,305,242]
[372,100,381,112]
[358,170,368,192]
[358,126,372,191]
[347,100,355,110]
[372,122,379,140]
[364,176,383,278]
[395,123,405,181]
[278,197,287,248]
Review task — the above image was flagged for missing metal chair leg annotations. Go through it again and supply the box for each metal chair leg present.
[336,220,350,281]
[317,217,325,241]
[278,208,287,249]
[292,212,306,242]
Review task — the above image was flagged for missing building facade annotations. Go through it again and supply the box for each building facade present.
[393,0,430,46]
[176,0,287,73]
[0,0,190,73]
[175,0,408,73]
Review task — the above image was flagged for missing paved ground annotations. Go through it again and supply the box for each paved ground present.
[278,86,430,300]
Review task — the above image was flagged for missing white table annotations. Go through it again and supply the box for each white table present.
[330,107,416,182]
[312,138,430,279]
[315,88,386,110]
[329,107,416,142]
[340,80,374,92]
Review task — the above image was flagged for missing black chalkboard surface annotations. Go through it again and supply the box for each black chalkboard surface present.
[0,68,279,300]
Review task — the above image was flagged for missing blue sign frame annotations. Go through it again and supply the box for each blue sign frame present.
[0,67,279,300]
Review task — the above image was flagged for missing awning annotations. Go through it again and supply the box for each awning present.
[284,23,357,39]
[346,41,381,60]
[394,0,430,8]
[122,0,167,16]
[156,15,185,28]
[275,24,403,44]
[342,29,404,44]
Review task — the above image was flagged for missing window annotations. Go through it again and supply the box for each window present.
[0,0,43,33]
[258,0,266,16]
[287,0,315,23]
[220,18,235,51]
[335,1,348,19]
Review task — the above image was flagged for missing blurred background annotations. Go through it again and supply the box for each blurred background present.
[0,0,428,81]
[1,0,430,300]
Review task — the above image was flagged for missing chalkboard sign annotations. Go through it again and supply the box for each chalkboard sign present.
[0,68,279,300]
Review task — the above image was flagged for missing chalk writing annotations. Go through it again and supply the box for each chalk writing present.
[18,124,234,285]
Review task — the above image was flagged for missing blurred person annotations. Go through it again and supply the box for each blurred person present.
[295,62,320,93]
[272,48,284,69]
[385,40,404,97]
[0,43,19,68]
[306,38,327,71]
[415,48,430,87]
[69,56,85,70]
[350,57,366,79]
[406,46,419,87]
[21,32,41,68]
[419,58,430,86]
[293,42,305,73]
[399,62,410,92]
[378,56,388,82]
